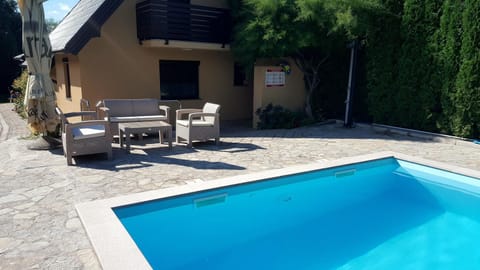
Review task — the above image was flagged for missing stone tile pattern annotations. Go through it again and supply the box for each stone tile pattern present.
[0,102,479,269]
[0,103,30,140]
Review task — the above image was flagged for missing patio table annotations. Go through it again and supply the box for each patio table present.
[119,121,172,152]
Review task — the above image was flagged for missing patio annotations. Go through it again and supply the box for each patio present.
[0,102,479,269]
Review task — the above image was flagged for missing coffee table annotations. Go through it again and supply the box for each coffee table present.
[118,121,172,152]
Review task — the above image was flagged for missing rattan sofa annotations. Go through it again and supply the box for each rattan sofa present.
[97,99,170,135]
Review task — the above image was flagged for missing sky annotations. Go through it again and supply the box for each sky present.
[43,0,79,22]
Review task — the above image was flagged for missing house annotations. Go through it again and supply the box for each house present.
[50,0,305,125]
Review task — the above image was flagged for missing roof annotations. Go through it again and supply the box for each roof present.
[49,0,123,54]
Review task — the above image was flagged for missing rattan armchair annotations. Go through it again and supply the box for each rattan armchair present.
[175,102,221,147]
[56,107,112,165]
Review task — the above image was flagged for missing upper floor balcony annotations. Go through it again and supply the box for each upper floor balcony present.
[136,0,231,50]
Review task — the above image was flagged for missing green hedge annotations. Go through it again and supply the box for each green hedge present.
[365,0,404,126]
[451,0,480,138]
[436,0,463,134]
[365,0,480,139]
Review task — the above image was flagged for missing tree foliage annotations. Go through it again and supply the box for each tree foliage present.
[231,0,479,138]
[395,0,442,130]
[0,0,22,99]
[436,0,463,133]
[366,0,479,138]
[230,0,382,119]
[451,0,480,138]
[365,0,403,125]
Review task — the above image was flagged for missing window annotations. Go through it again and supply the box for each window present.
[160,60,199,100]
[234,62,247,86]
[62,58,71,99]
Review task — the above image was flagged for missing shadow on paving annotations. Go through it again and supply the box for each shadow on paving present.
[220,122,435,143]
[50,140,265,170]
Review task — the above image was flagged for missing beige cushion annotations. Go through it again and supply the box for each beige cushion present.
[202,103,220,124]
[103,99,162,117]
[72,125,105,140]
[176,120,214,127]
[103,100,134,116]
[110,115,167,122]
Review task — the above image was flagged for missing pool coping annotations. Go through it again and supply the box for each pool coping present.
[75,151,480,270]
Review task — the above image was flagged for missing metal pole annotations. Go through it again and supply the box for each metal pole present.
[344,40,359,128]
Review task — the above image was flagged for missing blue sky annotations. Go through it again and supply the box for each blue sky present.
[43,0,79,22]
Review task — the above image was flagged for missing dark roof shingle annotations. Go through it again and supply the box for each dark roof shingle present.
[49,0,123,54]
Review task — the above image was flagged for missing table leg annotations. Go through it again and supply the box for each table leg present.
[125,129,131,153]
[119,128,124,149]
[167,127,172,150]
[159,129,164,144]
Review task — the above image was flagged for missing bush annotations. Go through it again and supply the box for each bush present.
[365,0,403,126]
[256,104,311,129]
[450,0,480,138]
[11,69,27,118]
[436,0,464,134]
[365,0,479,139]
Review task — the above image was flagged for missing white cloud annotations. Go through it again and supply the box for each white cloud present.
[59,3,70,12]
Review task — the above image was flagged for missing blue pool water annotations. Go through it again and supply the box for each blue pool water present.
[114,158,480,269]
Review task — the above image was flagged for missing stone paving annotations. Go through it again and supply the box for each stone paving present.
[0,102,479,269]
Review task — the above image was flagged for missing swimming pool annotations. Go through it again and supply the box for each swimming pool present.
[77,152,480,269]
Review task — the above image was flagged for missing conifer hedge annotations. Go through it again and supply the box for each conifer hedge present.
[365,0,403,126]
[365,0,480,139]
[436,0,463,134]
[452,0,480,138]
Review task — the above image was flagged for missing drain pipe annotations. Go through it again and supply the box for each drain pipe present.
[344,39,359,128]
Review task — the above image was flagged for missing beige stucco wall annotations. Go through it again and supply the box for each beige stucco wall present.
[253,60,306,127]
[64,0,252,120]
[54,54,83,113]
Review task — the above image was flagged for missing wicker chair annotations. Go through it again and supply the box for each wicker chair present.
[175,102,221,147]
[56,107,112,165]
[79,98,96,121]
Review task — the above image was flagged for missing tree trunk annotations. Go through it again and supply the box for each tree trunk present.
[293,51,329,119]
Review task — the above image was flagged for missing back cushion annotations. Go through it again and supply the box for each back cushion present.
[103,99,134,117]
[202,102,220,124]
[132,99,160,116]
[103,99,160,117]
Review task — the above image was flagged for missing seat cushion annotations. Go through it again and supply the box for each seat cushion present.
[110,115,167,122]
[72,125,106,140]
[176,120,214,127]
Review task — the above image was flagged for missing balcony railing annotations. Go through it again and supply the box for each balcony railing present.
[136,0,231,46]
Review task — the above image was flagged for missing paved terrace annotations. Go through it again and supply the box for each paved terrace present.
[0,102,479,269]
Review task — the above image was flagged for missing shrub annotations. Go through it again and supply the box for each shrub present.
[450,0,480,138]
[395,0,442,131]
[11,69,27,118]
[256,104,311,129]
[436,0,464,134]
[365,0,404,126]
